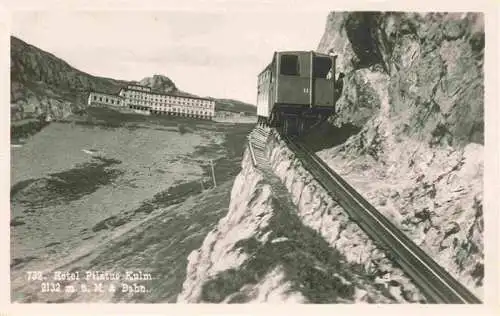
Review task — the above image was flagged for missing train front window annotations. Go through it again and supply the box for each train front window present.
[280,54,299,76]
[313,56,332,78]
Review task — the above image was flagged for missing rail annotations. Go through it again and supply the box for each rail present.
[281,134,481,304]
[247,136,258,167]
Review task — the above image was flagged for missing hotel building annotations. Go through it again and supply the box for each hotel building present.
[88,84,216,120]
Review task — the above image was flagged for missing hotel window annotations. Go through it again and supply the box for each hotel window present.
[99,97,103,101]
[94,96,97,100]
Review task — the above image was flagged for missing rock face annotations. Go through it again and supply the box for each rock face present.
[313,12,484,299]
[318,12,484,146]
[139,75,177,94]
[317,137,484,299]
[10,36,178,121]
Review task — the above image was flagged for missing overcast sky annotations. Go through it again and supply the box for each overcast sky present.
[11,10,328,104]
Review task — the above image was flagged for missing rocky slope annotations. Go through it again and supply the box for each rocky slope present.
[311,12,483,298]
[11,36,130,121]
[11,37,180,121]
[213,98,257,114]
[178,135,429,303]
[11,36,181,121]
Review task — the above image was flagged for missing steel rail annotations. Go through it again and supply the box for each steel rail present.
[247,136,258,167]
[281,134,481,304]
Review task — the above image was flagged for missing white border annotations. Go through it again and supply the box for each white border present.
[1,0,498,315]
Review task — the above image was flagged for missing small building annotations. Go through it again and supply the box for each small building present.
[87,92,124,107]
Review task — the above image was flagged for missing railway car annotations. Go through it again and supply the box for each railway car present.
[256,50,339,136]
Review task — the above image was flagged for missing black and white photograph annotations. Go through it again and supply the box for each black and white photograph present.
[3,0,499,311]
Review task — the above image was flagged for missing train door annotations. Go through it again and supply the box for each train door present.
[312,54,336,108]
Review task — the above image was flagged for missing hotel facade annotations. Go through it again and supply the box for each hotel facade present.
[87,84,216,120]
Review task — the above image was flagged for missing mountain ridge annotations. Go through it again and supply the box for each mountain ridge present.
[10,36,255,122]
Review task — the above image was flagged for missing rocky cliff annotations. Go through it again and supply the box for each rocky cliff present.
[311,12,483,298]
[139,74,177,94]
[318,12,484,146]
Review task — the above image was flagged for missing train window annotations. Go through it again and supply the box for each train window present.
[313,56,332,78]
[280,54,299,76]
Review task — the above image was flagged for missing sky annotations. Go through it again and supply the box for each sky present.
[11,10,329,104]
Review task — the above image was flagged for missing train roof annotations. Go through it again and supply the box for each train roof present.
[258,50,335,76]
[277,50,333,57]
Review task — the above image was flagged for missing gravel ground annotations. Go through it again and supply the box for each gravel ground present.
[10,107,253,303]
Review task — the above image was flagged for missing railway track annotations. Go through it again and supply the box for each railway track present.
[275,132,481,304]
[248,125,481,303]
[248,125,272,168]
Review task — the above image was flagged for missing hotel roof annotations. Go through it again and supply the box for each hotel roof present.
[118,87,214,102]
